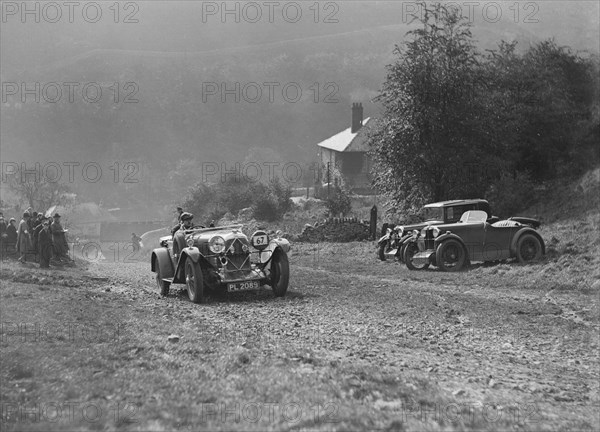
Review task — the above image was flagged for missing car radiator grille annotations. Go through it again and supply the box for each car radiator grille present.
[224,238,251,271]
[424,231,435,250]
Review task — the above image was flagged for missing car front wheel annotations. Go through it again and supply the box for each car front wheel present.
[185,258,205,304]
[436,239,466,272]
[378,241,389,261]
[270,250,289,297]
[404,243,429,270]
[155,261,170,296]
[516,234,543,263]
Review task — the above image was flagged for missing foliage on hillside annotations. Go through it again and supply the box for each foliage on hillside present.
[368,3,600,215]
[182,177,292,224]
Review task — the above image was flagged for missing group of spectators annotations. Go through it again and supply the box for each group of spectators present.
[0,208,71,268]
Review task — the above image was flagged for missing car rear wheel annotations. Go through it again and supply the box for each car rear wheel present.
[516,234,543,263]
[404,243,429,270]
[185,258,205,304]
[155,261,170,296]
[436,239,466,272]
[271,250,289,297]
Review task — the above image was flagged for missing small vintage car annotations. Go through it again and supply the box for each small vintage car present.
[404,210,545,271]
[151,225,290,303]
[378,199,495,266]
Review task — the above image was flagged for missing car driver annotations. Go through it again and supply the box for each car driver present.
[172,212,194,235]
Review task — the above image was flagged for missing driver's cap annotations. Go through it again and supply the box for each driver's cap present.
[180,212,193,221]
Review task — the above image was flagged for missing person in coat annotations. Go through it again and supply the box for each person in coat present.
[38,220,53,268]
[6,219,18,253]
[50,213,69,261]
[16,212,32,262]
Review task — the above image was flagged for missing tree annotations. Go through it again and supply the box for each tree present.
[367,2,488,213]
[5,172,72,211]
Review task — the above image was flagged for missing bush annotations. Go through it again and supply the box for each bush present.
[485,171,536,217]
[252,196,279,221]
[326,186,352,216]
[251,178,292,221]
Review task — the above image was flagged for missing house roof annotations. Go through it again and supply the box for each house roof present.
[424,199,488,208]
[317,118,372,153]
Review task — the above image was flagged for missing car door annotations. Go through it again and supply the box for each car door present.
[451,211,487,261]
[483,223,515,261]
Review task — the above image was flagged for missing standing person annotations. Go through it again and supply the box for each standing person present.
[50,213,69,262]
[38,220,53,268]
[28,212,38,232]
[32,218,45,258]
[131,233,141,253]
[0,212,7,253]
[16,212,32,262]
[6,219,18,253]
[176,207,184,223]
[34,213,43,228]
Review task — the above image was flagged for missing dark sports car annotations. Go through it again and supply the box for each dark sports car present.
[378,199,495,265]
[151,225,290,303]
[404,210,545,271]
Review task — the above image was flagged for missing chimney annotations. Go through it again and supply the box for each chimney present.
[351,102,363,133]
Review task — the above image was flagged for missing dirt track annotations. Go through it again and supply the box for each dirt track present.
[1,239,598,431]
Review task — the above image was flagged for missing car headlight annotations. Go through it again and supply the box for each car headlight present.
[420,228,427,237]
[413,229,420,237]
[396,226,404,237]
[186,237,195,247]
[209,236,225,254]
[432,226,441,238]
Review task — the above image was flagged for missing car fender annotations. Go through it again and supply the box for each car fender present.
[172,247,202,283]
[510,228,545,257]
[435,233,470,260]
[151,248,174,279]
[399,234,413,246]
[378,233,390,245]
[259,238,290,264]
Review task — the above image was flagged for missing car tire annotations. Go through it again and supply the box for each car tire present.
[378,241,388,261]
[436,239,466,272]
[398,243,407,263]
[516,234,543,263]
[271,249,290,297]
[155,261,170,296]
[185,258,205,304]
[404,242,430,270]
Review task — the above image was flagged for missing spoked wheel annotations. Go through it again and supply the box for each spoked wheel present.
[378,241,391,261]
[436,239,466,272]
[404,243,429,270]
[270,250,290,297]
[185,258,205,304]
[516,234,543,263]
[155,261,170,296]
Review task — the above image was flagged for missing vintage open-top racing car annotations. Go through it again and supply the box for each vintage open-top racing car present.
[404,210,545,271]
[151,225,290,303]
[378,199,495,264]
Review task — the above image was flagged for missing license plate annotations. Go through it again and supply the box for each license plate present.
[227,281,260,292]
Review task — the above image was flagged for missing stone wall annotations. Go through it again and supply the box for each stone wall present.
[296,217,371,243]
